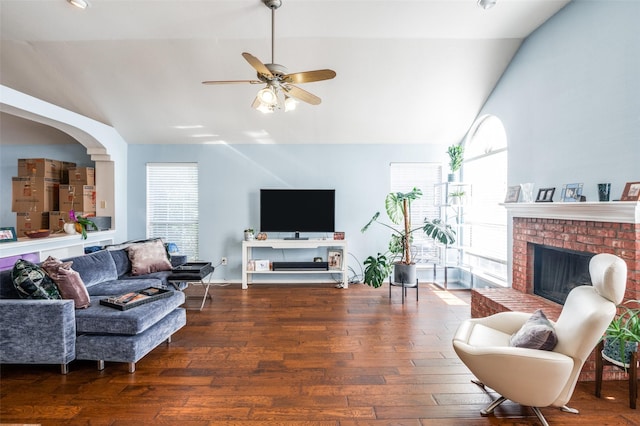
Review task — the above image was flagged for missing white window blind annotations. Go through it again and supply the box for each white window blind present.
[146,163,199,260]
[390,162,442,265]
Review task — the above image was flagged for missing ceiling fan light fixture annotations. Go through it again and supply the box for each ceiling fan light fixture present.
[67,0,89,9]
[284,95,297,112]
[257,86,277,105]
[477,0,497,10]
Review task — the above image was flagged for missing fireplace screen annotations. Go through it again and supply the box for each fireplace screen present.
[533,245,594,305]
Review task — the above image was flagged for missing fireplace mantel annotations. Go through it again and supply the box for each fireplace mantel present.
[502,201,640,224]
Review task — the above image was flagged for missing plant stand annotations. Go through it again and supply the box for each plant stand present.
[595,339,638,409]
[389,276,418,303]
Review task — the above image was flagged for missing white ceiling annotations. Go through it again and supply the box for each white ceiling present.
[0,0,570,146]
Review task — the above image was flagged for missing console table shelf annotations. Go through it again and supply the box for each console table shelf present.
[241,239,348,289]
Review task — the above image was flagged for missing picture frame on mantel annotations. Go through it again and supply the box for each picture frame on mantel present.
[504,185,521,203]
[535,187,555,202]
[560,183,583,202]
[620,181,640,201]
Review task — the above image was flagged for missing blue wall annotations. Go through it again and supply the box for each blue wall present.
[480,0,639,199]
[477,0,640,284]
[127,143,446,281]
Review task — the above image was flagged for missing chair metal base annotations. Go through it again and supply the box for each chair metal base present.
[471,379,578,426]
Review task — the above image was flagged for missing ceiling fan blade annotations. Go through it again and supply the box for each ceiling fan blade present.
[202,80,262,85]
[242,52,273,78]
[284,69,336,84]
[283,84,321,105]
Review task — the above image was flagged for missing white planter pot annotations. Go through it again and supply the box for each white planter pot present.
[63,223,77,235]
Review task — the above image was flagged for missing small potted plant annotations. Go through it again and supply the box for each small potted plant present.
[447,144,464,182]
[449,190,466,205]
[361,187,456,288]
[244,228,255,241]
[602,299,640,369]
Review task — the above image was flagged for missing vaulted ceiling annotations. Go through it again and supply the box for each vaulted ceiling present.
[0,0,570,145]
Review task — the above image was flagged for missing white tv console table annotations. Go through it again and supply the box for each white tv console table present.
[241,239,348,289]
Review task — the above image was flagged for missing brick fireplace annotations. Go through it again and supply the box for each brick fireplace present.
[472,201,639,381]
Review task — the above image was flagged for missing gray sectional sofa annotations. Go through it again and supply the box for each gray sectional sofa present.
[0,246,188,374]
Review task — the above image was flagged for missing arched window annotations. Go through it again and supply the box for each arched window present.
[463,115,508,285]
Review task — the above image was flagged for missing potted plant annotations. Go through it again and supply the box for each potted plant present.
[361,188,456,288]
[449,190,466,205]
[244,228,255,241]
[447,144,464,182]
[602,299,640,369]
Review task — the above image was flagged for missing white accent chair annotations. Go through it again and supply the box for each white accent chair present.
[452,253,627,425]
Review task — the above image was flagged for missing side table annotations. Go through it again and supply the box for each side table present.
[595,339,638,409]
[168,262,215,311]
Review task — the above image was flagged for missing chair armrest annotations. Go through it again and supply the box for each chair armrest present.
[0,299,76,365]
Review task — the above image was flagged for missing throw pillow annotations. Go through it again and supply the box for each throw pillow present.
[11,259,61,300]
[126,239,172,276]
[510,309,558,351]
[41,256,91,309]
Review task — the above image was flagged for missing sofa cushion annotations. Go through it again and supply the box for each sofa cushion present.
[126,240,172,276]
[69,250,118,288]
[75,290,185,335]
[510,309,558,351]
[11,259,61,300]
[86,278,165,297]
[41,256,91,309]
[109,249,132,278]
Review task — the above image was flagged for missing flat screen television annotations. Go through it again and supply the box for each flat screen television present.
[260,189,335,237]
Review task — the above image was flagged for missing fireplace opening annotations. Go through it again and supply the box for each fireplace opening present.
[533,245,594,305]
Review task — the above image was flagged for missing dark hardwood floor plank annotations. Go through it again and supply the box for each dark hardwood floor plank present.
[1,282,636,425]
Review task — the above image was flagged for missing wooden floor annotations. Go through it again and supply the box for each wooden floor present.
[1,282,638,425]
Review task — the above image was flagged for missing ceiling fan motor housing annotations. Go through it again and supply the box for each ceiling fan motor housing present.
[263,0,282,10]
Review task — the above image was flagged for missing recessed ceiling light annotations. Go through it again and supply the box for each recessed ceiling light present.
[67,0,89,10]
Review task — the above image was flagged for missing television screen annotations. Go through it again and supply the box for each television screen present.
[260,189,335,233]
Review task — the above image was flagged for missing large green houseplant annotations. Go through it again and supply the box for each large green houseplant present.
[361,187,456,288]
[602,299,640,368]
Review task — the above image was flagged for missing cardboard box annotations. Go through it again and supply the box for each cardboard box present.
[16,212,49,237]
[59,185,96,213]
[17,158,62,179]
[49,211,87,232]
[11,177,60,212]
[60,161,77,184]
[68,167,95,186]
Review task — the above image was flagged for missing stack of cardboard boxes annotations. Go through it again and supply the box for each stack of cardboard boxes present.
[11,158,96,237]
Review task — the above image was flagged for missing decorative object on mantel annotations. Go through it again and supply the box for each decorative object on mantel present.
[0,227,17,243]
[535,187,555,202]
[256,232,268,240]
[598,183,611,202]
[621,181,640,201]
[446,144,464,182]
[560,183,584,202]
[520,182,535,202]
[504,185,521,203]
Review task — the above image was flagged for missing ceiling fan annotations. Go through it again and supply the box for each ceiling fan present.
[202,0,336,113]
